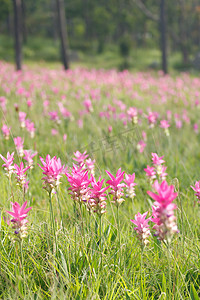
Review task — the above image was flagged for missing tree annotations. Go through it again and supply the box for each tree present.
[13,0,22,70]
[56,0,70,69]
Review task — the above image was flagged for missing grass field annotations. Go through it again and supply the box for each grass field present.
[0,61,200,299]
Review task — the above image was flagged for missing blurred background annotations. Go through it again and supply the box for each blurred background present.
[0,0,200,72]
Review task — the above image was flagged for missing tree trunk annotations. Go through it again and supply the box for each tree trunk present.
[13,0,22,70]
[160,0,168,74]
[56,0,70,70]
[21,0,27,43]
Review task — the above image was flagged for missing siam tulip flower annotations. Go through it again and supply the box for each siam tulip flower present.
[85,158,95,176]
[6,201,32,240]
[63,134,67,142]
[160,120,170,136]
[193,123,198,134]
[0,152,15,176]
[142,131,147,141]
[144,165,156,183]
[14,162,30,190]
[191,181,200,204]
[18,111,26,128]
[160,165,168,181]
[146,111,157,128]
[175,120,182,129]
[38,155,64,194]
[77,119,83,128]
[14,136,24,157]
[152,153,165,166]
[147,180,178,242]
[124,173,137,198]
[25,119,36,138]
[51,128,58,136]
[127,107,138,124]
[83,99,93,112]
[89,177,109,215]
[137,140,146,153]
[49,111,60,124]
[23,150,37,169]
[106,168,126,206]
[73,151,88,167]
[152,153,165,177]
[27,99,33,108]
[0,96,7,112]
[65,164,91,204]
[130,212,151,246]
[108,125,112,134]
[1,124,11,140]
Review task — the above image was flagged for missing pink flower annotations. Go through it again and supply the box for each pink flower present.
[14,136,24,157]
[73,151,88,167]
[65,164,91,203]
[19,111,26,128]
[85,158,95,175]
[1,124,11,140]
[51,129,58,136]
[6,201,32,239]
[160,120,170,129]
[49,111,60,123]
[23,150,37,169]
[89,177,109,215]
[144,165,156,182]
[27,99,33,108]
[191,181,200,204]
[130,212,151,246]
[193,123,198,134]
[14,162,30,190]
[83,99,93,112]
[151,153,165,166]
[147,111,158,128]
[38,155,64,193]
[124,173,137,198]
[106,168,125,206]
[63,134,67,142]
[147,180,178,241]
[0,152,15,176]
[137,140,146,153]
[25,119,36,138]
[127,107,138,124]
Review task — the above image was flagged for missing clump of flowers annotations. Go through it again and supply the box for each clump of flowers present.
[124,173,137,199]
[0,152,15,177]
[6,201,32,240]
[147,180,178,242]
[38,155,64,194]
[130,212,151,246]
[106,168,125,206]
[191,181,200,204]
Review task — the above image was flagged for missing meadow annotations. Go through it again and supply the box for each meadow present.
[0,61,200,299]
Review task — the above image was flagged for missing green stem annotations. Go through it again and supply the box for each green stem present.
[73,202,77,264]
[117,205,121,269]
[99,214,102,268]
[49,191,58,257]
[20,241,26,295]
[56,188,64,232]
